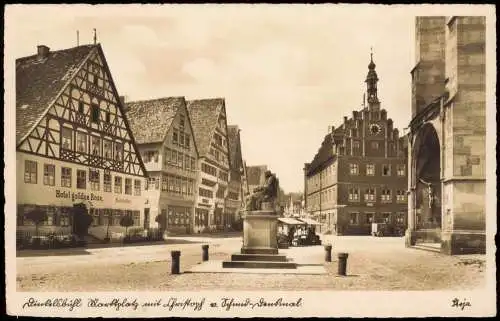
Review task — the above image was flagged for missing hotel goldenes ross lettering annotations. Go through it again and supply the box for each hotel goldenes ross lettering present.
[55,190,103,202]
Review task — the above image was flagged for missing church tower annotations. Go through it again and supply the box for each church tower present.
[365,50,380,111]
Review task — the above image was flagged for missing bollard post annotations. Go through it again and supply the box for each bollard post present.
[337,252,349,276]
[324,244,332,262]
[202,244,209,261]
[171,250,181,275]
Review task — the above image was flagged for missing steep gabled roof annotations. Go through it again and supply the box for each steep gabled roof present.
[306,133,335,176]
[16,43,149,177]
[186,98,225,157]
[16,44,96,144]
[227,125,243,174]
[126,97,184,145]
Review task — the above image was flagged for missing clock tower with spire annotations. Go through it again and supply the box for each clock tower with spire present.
[365,49,380,111]
[304,49,408,236]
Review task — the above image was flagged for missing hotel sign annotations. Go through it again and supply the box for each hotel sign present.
[115,197,131,204]
[55,190,103,202]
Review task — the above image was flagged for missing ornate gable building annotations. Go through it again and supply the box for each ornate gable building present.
[126,97,199,234]
[304,54,408,235]
[227,125,246,227]
[16,44,147,238]
[407,16,486,255]
[187,98,231,232]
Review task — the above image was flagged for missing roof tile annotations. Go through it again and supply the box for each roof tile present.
[126,97,185,145]
[16,44,96,144]
[186,98,225,157]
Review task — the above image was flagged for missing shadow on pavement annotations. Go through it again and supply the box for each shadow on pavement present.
[16,238,213,257]
[174,232,242,239]
[16,248,92,258]
[16,233,243,257]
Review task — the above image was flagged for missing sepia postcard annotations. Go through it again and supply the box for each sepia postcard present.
[4,3,497,318]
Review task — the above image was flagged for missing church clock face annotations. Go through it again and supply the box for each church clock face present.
[370,123,381,135]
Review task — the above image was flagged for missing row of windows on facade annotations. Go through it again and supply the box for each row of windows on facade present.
[198,186,227,199]
[349,163,406,176]
[209,146,229,166]
[337,143,405,158]
[307,188,407,207]
[171,127,191,150]
[348,212,406,225]
[308,163,406,187]
[160,206,192,226]
[142,147,196,172]
[26,160,231,200]
[18,206,140,227]
[145,175,195,196]
[345,127,397,138]
[347,188,407,202]
[24,160,141,195]
[61,126,124,161]
[77,99,113,124]
[201,162,229,181]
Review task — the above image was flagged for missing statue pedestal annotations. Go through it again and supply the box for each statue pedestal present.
[222,206,297,269]
[241,210,279,255]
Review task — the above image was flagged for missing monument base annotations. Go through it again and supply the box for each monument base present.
[405,229,486,255]
[222,208,297,269]
[441,230,486,255]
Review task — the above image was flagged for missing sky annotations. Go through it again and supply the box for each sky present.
[6,4,420,194]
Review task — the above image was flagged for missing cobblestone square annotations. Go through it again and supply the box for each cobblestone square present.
[16,235,486,292]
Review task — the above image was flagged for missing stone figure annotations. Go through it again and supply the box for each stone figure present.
[419,178,434,209]
[245,170,279,211]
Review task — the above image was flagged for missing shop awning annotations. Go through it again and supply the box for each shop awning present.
[297,217,322,225]
[278,217,305,225]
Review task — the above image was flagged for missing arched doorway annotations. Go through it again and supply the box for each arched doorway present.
[412,123,441,232]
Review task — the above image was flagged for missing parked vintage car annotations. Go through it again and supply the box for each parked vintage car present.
[371,222,405,237]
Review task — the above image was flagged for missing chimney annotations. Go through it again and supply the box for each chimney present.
[37,45,50,60]
[343,116,348,124]
[327,126,332,133]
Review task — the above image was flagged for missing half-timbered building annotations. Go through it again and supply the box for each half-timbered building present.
[187,98,231,233]
[16,44,147,239]
[226,125,246,227]
[126,97,199,234]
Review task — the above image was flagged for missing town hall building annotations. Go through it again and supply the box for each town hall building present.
[304,53,408,235]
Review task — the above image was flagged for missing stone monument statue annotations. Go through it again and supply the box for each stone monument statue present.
[222,170,296,268]
[245,170,279,211]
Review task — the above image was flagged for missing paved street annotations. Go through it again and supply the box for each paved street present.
[16,235,485,292]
